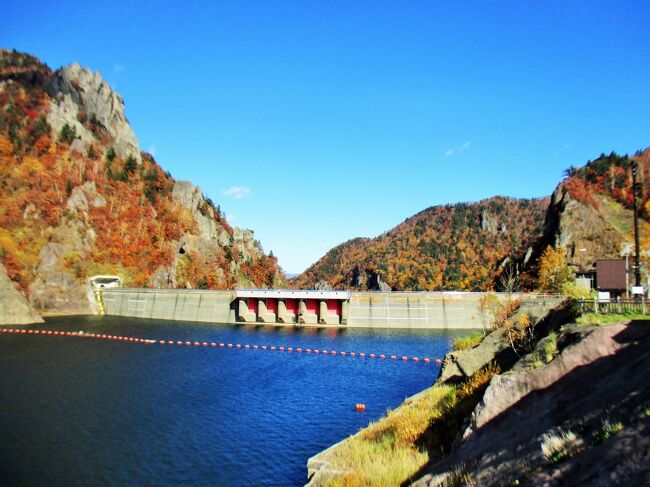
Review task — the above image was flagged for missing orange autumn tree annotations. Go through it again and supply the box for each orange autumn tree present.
[537,246,574,293]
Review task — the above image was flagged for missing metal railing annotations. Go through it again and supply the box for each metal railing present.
[578,298,648,315]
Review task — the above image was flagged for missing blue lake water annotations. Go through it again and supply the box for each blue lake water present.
[0,316,466,486]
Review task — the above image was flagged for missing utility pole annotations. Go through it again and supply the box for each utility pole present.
[632,161,642,287]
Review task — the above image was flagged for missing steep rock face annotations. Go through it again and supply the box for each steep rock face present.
[543,184,633,272]
[46,63,141,163]
[172,181,230,246]
[0,262,43,325]
[28,182,105,313]
[163,180,281,289]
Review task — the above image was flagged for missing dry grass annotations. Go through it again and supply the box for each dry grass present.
[444,463,475,487]
[452,332,485,351]
[540,430,584,464]
[325,364,501,486]
[328,385,455,486]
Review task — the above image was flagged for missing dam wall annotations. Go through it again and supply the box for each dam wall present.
[101,288,563,330]
[102,288,236,323]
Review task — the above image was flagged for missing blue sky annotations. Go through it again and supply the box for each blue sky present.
[4,1,650,273]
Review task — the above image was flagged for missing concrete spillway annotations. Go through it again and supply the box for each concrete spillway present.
[100,288,563,330]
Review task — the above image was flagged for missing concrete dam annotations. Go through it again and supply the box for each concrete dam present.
[100,288,563,329]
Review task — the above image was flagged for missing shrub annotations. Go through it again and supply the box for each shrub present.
[58,123,77,144]
[504,312,535,357]
[543,332,558,363]
[592,419,623,445]
[105,147,116,162]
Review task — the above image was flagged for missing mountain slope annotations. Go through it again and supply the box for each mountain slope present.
[292,196,549,291]
[540,148,650,275]
[0,49,283,313]
[294,148,650,293]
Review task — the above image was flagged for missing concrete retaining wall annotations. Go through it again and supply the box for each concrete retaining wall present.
[101,288,563,330]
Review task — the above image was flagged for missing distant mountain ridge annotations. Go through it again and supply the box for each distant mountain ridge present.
[293,148,650,292]
[292,196,550,291]
[0,49,284,313]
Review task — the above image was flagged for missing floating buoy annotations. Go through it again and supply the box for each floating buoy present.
[1,330,441,368]
[355,403,366,411]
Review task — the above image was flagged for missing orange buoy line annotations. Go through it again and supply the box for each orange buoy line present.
[0,328,443,365]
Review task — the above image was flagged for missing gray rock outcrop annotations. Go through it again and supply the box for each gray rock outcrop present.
[27,182,104,314]
[544,184,622,271]
[46,63,141,162]
[480,210,499,234]
[0,263,43,325]
[173,181,231,246]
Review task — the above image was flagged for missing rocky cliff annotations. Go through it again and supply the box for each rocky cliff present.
[0,262,43,325]
[0,49,283,315]
[537,149,650,275]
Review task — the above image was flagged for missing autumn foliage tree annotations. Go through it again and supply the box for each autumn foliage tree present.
[537,246,574,293]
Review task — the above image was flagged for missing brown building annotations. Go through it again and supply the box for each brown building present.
[595,259,627,295]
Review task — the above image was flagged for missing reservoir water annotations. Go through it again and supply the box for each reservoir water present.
[0,316,465,486]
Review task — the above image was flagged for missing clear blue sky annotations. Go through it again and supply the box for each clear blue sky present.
[4,1,650,273]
